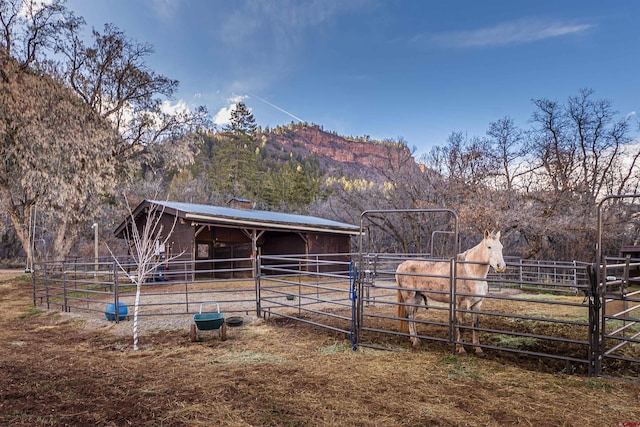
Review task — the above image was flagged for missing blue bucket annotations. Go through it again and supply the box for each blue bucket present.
[105,302,128,321]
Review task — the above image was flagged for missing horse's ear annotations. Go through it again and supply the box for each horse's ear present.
[484,230,490,239]
[495,231,501,240]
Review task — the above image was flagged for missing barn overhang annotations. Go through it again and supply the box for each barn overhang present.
[114,199,360,240]
[185,213,360,236]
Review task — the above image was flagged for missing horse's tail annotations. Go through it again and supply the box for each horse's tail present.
[397,288,409,334]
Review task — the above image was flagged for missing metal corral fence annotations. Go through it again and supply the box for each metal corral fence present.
[358,254,595,371]
[257,254,357,345]
[32,256,258,321]
[32,253,639,381]
[255,253,638,380]
[490,257,590,293]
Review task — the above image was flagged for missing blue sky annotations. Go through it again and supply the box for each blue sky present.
[65,0,639,157]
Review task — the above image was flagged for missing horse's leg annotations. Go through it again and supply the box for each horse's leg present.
[405,291,421,348]
[471,300,484,355]
[455,299,468,354]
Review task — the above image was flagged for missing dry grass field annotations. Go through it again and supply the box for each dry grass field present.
[2,270,640,426]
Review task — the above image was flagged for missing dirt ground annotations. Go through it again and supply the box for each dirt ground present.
[2,271,640,426]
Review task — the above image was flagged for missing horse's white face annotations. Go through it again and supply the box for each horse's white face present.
[484,230,506,273]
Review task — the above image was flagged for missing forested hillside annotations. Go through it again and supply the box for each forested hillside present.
[1,0,639,266]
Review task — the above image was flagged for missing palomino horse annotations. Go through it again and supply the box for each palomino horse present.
[396,230,506,354]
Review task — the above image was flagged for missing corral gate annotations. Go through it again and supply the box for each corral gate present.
[594,194,640,380]
[355,209,459,351]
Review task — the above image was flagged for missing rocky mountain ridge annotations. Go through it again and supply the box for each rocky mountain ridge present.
[260,124,421,180]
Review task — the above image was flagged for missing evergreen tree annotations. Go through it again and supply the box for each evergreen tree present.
[210,103,262,199]
[224,102,257,136]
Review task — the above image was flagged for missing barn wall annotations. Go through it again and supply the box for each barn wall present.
[308,233,351,255]
[165,220,193,257]
[307,233,352,272]
[259,232,352,273]
[261,233,306,255]
[128,214,192,259]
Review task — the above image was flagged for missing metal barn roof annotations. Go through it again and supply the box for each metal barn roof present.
[117,200,360,236]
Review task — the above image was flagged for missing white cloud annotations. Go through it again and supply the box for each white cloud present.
[160,99,189,116]
[229,95,248,104]
[430,19,595,48]
[213,105,233,127]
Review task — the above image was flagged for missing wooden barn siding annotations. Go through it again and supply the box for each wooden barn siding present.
[308,233,352,272]
[261,232,305,256]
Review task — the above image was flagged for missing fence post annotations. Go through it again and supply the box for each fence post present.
[586,263,601,376]
[185,280,189,313]
[31,264,37,307]
[255,255,261,317]
[519,259,523,290]
[44,265,50,310]
[63,270,68,312]
[113,261,120,324]
[450,258,457,354]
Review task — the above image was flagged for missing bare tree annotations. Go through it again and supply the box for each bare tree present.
[495,89,640,259]
[426,131,493,188]
[107,198,183,351]
[0,0,74,68]
[486,116,536,192]
[529,88,639,201]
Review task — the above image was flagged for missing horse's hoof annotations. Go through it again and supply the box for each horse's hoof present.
[411,340,421,348]
[474,349,485,356]
[456,346,466,354]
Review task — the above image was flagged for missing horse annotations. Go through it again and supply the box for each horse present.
[396,230,506,354]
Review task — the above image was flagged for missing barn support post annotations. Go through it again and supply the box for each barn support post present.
[193,225,207,282]
[251,229,260,316]
[242,228,264,276]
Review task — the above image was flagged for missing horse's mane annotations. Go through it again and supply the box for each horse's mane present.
[457,236,487,261]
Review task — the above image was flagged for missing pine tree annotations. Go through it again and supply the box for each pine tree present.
[224,102,257,136]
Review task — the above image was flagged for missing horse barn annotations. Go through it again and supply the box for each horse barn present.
[113,199,360,278]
